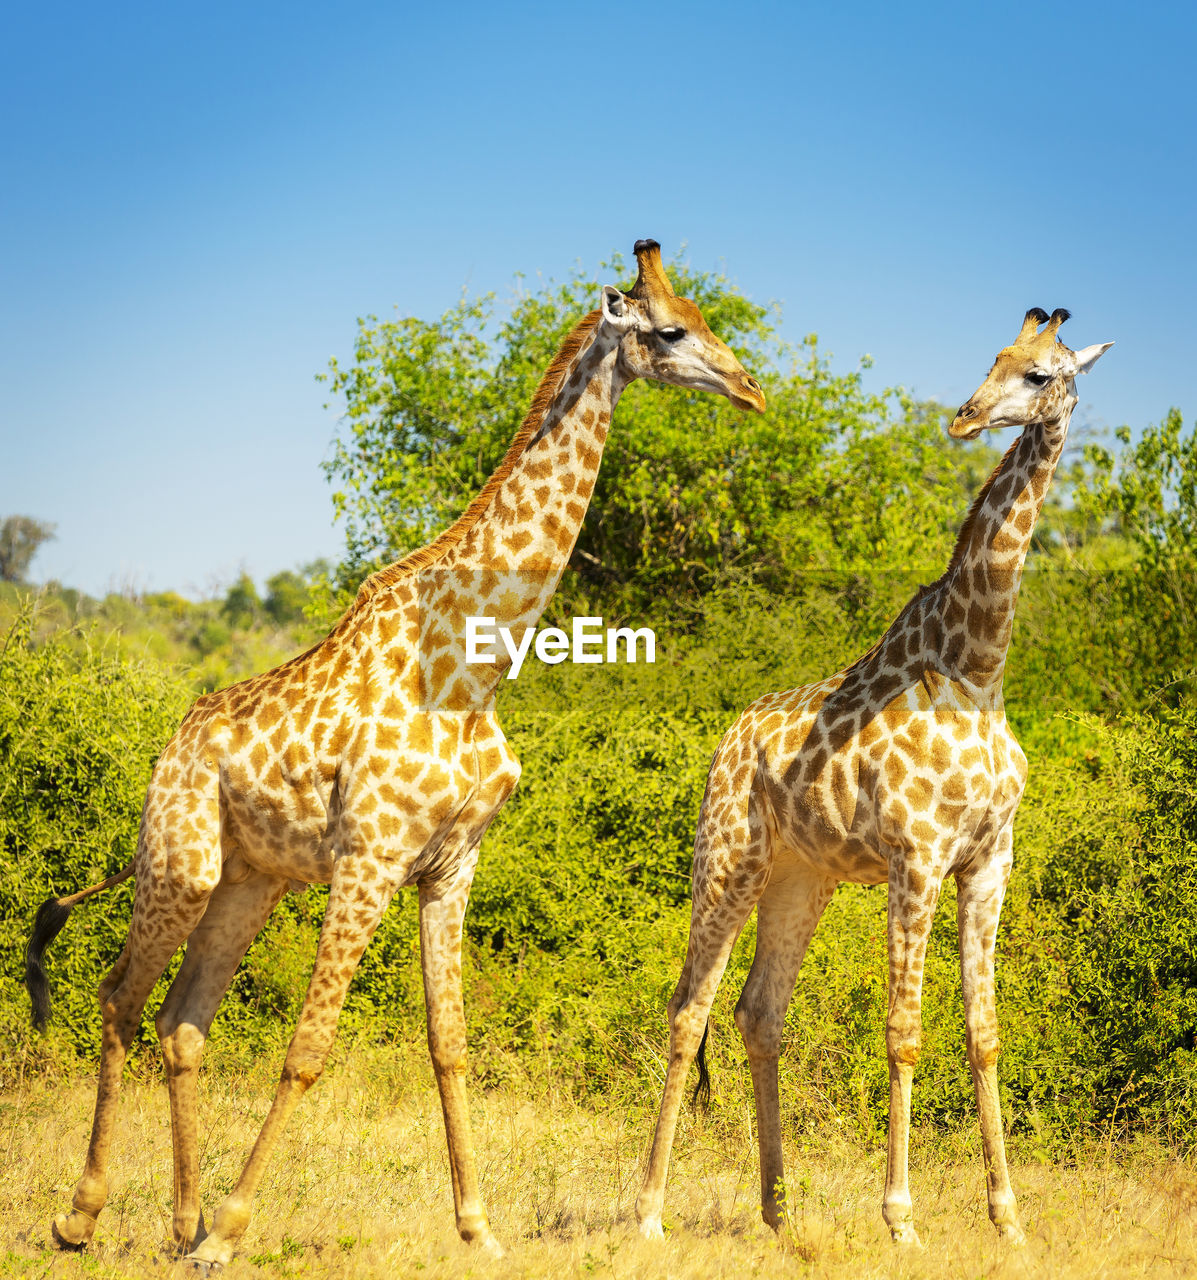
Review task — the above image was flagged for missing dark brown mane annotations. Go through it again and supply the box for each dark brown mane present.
[353,307,604,603]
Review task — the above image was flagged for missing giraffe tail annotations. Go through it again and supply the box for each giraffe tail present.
[25,858,136,1030]
[692,1021,712,1111]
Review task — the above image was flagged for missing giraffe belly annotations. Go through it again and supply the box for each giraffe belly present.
[780,786,891,884]
[783,832,890,885]
[768,734,1003,886]
[220,783,338,885]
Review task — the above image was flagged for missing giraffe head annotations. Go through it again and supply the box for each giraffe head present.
[600,240,766,413]
[950,308,1112,440]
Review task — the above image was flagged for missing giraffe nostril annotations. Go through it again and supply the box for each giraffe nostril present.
[959,403,976,419]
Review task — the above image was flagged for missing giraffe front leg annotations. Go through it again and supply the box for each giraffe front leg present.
[882,858,940,1248]
[418,861,501,1256]
[958,841,1026,1246]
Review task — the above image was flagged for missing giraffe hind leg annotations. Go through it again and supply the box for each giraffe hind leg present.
[155,868,289,1255]
[53,862,218,1250]
[419,858,502,1253]
[635,811,768,1239]
[957,844,1025,1245]
[734,863,836,1229]
[881,855,942,1248]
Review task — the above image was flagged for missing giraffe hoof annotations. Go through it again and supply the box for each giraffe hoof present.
[889,1223,923,1249]
[183,1256,223,1276]
[479,1233,505,1259]
[168,1216,208,1258]
[997,1221,1027,1247]
[51,1211,94,1251]
[637,1216,665,1241]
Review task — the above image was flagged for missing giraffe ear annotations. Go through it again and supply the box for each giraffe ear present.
[601,285,632,327]
[1072,342,1114,374]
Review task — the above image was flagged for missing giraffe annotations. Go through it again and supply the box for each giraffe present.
[635,308,1112,1247]
[25,239,765,1271]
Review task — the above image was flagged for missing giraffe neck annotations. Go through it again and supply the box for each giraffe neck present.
[353,310,628,707]
[430,318,624,624]
[933,406,1073,697]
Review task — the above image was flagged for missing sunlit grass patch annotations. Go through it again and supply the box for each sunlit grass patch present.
[3,1059,1196,1278]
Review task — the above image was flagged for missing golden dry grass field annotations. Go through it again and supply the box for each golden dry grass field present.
[3,1049,1196,1279]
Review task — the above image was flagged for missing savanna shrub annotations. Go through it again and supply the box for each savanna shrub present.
[4,595,1197,1149]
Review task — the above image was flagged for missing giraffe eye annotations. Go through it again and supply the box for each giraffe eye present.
[1026,370,1051,387]
[657,327,686,343]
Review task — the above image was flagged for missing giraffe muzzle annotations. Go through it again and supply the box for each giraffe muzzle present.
[728,372,767,413]
[949,403,982,439]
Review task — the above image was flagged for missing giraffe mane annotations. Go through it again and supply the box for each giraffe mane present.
[353,307,604,603]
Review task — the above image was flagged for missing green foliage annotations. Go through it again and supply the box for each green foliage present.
[1066,410,1197,712]
[1048,702,1197,1138]
[0,571,327,694]
[4,252,1197,1155]
[1079,409,1197,567]
[0,612,189,1062]
[265,571,306,625]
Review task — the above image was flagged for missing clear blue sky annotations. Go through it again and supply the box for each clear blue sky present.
[3,1,1193,598]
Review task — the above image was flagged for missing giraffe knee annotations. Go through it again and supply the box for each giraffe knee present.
[281,1057,324,1090]
[281,1037,327,1090]
[97,951,130,1006]
[886,1016,922,1067]
[968,1032,1001,1071]
[668,1003,709,1058]
[157,1019,205,1076]
[99,996,142,1047]
[427,1029,468,1078]
[734,999,783,1062]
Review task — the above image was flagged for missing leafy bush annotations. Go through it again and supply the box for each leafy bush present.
[0,613,188,1064]
[5,584,1196,1147]
[5,261,1197,1155]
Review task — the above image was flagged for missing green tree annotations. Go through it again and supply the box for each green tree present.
[1079,409,1197,564]
[0,515,56,583]
[1071,410,1197,707]
[263,559,332,626]
[221,572,262,629]
[263,570,306,625]
[321,252,991,620]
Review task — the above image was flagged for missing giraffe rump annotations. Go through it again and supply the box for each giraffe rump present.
[25,895,74,1031]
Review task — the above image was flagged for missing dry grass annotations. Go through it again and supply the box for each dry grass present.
[3,1050,1197,1279]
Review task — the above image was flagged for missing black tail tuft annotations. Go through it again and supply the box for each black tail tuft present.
[25,897,74,1030]
[691,1021,711,1111]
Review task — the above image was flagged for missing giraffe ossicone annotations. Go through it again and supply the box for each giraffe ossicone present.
[25,239,764,1269]
[634,307,1111,1248]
